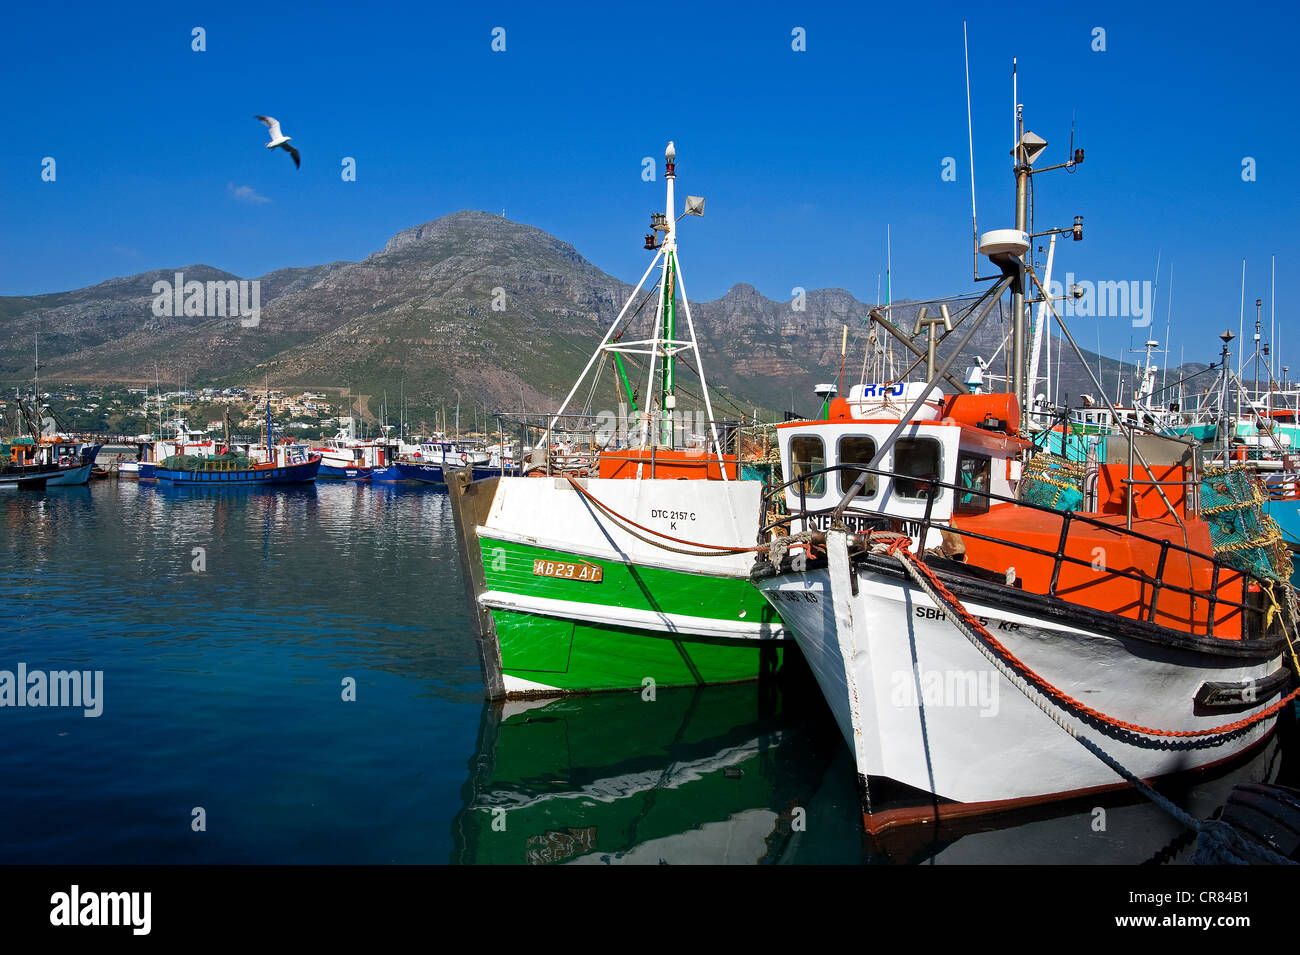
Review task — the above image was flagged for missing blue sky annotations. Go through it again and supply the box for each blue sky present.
[2,0,1297,368]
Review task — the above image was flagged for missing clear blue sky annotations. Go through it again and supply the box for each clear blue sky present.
[2,0,1297,368]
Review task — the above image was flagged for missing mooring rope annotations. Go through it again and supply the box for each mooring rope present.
[563,475,765,557]
[881,538,1296,864]
[885,539,1300,740]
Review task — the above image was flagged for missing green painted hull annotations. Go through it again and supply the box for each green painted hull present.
[481,536,785,693]
[1172,423,1217,442]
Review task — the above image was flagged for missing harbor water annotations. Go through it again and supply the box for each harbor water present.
[0,481,1294,864]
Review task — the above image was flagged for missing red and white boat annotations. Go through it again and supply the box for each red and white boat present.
[754,377,1297,833]
[750,101,1299,832]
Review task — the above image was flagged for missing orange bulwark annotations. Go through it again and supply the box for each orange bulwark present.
[597,447,738,481]
[952,507,1249,639]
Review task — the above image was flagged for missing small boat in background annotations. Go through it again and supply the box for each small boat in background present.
[1,397,100,489]
[155,401,320,487]
[312,421,400,480]
[1,435,101,489]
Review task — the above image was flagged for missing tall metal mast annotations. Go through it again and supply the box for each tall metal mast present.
[550,141,719,472]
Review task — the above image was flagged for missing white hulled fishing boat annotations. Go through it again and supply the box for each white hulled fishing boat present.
[750,102,1299,834]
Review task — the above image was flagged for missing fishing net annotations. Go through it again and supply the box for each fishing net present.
[1017,453,1084,512]
[160,453,252,471]
[1199,465,1291,585]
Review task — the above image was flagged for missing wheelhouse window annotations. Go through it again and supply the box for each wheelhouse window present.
[789,435,826,495]
[893,437,942,500]
[954,452,991,515]
[837,435,878,495]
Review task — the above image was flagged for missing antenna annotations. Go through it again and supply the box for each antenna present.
[1012,57,1018,162]
[1238,259,1246,378]
[1162,262,1174,398]
[964,21,978,281]
[886,225,892,313]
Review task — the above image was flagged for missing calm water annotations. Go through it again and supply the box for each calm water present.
[0,480,1292,864]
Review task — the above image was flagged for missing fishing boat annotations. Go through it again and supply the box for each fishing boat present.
[387,439,502,484]
[312,421,399,480]
[754,375,1296,830]
[1,435,100,488]
[748,107,1299,834]
[155,402,320,486]
[1,398,100,489]
[447,142,791,699]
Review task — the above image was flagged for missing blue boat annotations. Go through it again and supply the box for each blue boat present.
[155,454,321,486]
[395,460,447,483]
[318,462,373,480]
[155,401,321,486]
[394,460,510,484]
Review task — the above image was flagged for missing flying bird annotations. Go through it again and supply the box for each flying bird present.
[254,115,300,168]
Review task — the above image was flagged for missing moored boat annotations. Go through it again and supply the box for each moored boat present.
[447,142,791,699]
[154,450,321,486]
[155,401,321,486]
[747,112,1300,832]
[753,380,1296,831]
[0,435,101,489]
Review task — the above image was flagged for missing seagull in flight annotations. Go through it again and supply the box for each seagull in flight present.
[254,115,300,168]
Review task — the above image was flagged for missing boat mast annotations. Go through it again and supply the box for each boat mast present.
[1011,59,1027,422]
[659,145,678,446]
[548,141,721,474]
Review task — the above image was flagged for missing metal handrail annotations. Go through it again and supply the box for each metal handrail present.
[494,410,745,478]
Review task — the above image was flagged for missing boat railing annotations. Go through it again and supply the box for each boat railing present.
[493,411,744,478]
[760,462,1279,640]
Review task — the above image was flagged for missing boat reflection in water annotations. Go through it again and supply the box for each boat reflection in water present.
[452,674,1296,864]
[451,679,862,865]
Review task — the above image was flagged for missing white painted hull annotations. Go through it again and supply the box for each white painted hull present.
[483,476,770,584]
[757,532,1285,810]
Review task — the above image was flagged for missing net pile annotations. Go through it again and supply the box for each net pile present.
[160,452,252,471]
[1199,465,1291,585]
[1017,454,1084,512]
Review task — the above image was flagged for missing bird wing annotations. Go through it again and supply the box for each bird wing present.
[255,115,282,140]
[282,143,301,169]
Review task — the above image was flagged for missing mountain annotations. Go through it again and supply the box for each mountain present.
[0,211,1179,425]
